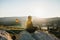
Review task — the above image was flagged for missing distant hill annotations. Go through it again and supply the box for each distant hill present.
[32,17,60,27]
[0,16,60,27]
[0,17,27,26]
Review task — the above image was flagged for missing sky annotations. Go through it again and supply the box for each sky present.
[0,0,60,18]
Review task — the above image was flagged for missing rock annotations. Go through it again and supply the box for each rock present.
[32,31,59,40]
[0,36,7,40]
[0,30,12,40]
[18,31,35,40]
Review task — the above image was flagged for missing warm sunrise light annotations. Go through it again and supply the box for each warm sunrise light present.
[0,0,60,18]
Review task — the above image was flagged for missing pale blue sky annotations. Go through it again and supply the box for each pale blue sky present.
[0,0,60,18]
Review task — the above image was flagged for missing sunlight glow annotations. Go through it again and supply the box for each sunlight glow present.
[0,0,60,18]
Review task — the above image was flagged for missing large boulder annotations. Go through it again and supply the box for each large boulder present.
[0,30,12,40]
[32,31,59,40]
[0,36,7,40]
[17,31,35,40]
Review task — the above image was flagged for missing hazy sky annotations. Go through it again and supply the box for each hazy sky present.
[0,0,60,18]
